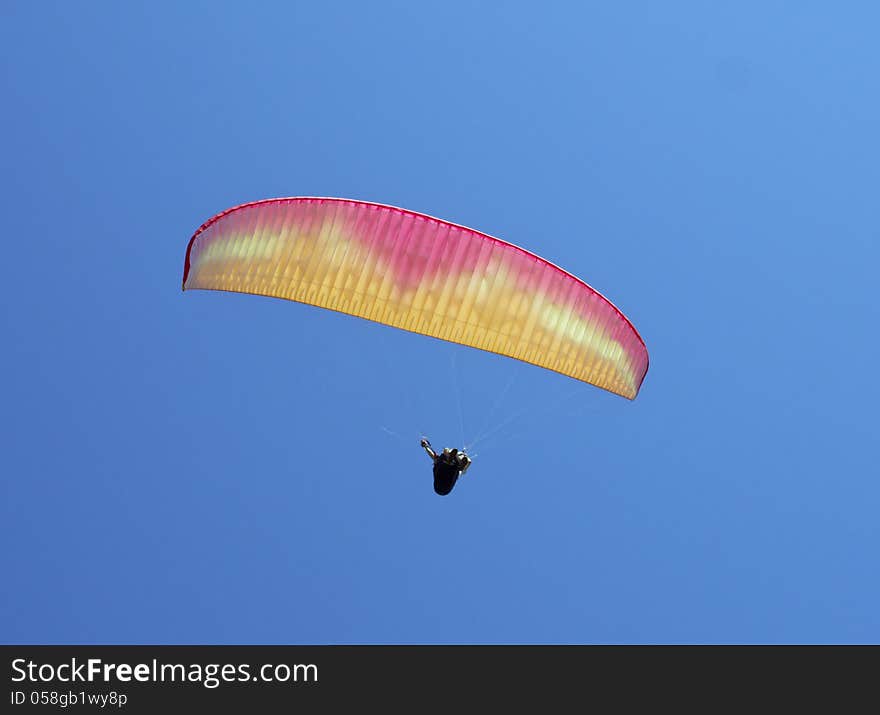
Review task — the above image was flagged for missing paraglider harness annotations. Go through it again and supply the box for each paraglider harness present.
[421,439,471,495]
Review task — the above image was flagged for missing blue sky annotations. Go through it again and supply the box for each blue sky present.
[2,2,878,644]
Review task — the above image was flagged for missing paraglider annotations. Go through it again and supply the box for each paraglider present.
[182,196,649,494]
[420,438,472,496]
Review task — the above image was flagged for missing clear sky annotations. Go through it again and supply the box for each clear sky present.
[2,2,878,644]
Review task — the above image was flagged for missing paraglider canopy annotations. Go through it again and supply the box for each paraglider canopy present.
[183,197,648,399]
